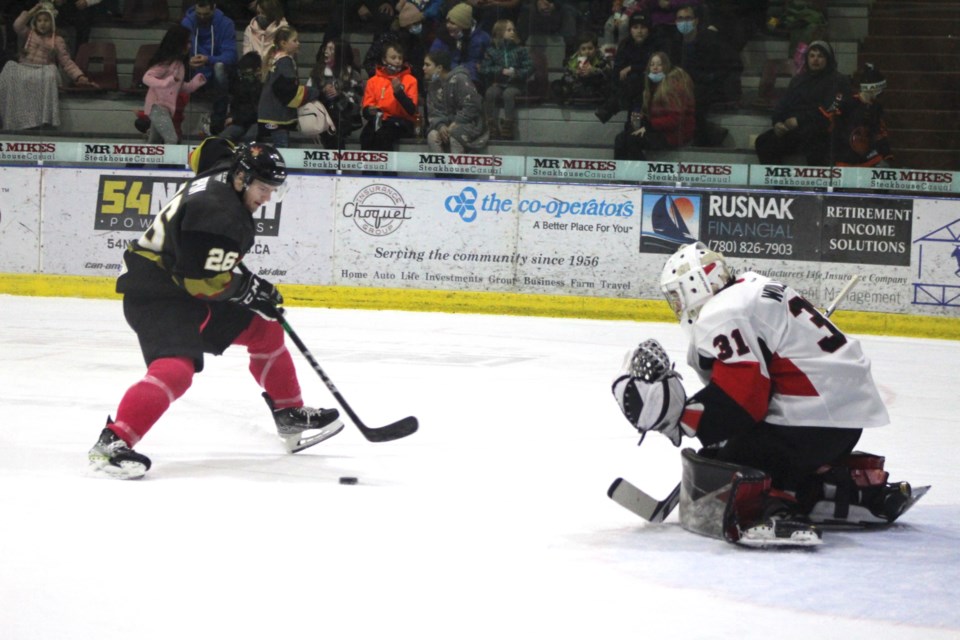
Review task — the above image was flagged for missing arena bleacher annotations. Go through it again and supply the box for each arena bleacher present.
[1,0,957,171]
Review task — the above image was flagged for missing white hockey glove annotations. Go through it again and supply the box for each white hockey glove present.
[611,339,688,446]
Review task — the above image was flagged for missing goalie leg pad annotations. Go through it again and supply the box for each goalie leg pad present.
[680,448,822,547]
[806,453,920,526]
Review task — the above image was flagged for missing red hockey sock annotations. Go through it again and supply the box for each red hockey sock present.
[112,357,195,446]
[233,315,302,410]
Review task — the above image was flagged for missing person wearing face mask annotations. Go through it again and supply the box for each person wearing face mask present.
[614,51,694,160]
[0,2,97,130]
[242,0,288,60]
[360,42,419,152]
[670,3,741,146]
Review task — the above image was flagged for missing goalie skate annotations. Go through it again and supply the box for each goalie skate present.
[738,515,823,548]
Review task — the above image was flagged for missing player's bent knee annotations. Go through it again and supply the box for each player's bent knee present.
[146,356,195,399]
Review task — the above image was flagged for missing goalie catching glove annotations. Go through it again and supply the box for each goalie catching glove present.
[611,339,693,446]
[229,271,284,320]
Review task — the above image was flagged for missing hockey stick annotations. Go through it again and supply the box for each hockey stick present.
[240,266,419,442]
[608,274,861,522]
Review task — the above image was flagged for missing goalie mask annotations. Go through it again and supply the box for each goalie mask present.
[660,242,733,327]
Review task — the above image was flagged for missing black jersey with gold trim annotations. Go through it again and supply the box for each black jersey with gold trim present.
[116,171,255,301]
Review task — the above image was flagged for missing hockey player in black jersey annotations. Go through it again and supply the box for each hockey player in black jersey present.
[89,142,343,479]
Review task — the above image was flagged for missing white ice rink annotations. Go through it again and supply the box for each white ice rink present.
[1,294,958,640]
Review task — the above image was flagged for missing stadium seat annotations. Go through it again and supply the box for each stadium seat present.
[66,41,119,92]
[516,48,548,106]
[121,0,170,25]
[123,43,159,95]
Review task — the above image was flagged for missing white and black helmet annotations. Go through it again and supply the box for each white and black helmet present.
[660,242,734,327]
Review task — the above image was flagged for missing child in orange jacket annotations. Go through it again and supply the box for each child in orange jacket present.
[360,42,419,151]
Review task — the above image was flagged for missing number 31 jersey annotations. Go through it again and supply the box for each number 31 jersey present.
[687,272,889,430]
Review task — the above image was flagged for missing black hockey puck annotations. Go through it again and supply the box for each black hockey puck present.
[339,476,358,485]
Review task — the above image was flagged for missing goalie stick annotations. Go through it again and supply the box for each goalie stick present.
[239,265,419,443]
[609,275,860,522]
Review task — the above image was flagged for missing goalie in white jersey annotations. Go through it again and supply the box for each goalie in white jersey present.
[613,242,921,545]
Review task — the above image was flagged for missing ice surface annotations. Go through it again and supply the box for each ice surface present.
[1,295,958,640]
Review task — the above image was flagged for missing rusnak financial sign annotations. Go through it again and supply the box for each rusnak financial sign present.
[640,191,913,266]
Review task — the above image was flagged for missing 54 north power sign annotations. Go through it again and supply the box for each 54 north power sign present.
[93,174,282,235]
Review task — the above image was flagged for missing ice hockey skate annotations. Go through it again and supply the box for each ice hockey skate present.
[738,512,823,548]
[88,422,152,480]
[263,393,344,453]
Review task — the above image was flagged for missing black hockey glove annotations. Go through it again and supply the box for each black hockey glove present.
[229,272,284,320]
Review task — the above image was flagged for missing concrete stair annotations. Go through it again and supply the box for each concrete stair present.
[860,0,960,169]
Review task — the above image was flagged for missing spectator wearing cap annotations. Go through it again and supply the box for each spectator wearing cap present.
[429,3,492,87]
[822,63,892,167]
[596,11,662,123]
[518,0,579,58]
[755,40,851,166]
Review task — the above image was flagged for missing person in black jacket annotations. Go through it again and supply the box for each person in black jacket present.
[673,4,743,146]
[754,40,850,166]
[595,11,660,124]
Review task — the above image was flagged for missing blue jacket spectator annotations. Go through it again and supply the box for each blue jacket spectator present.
[182,1,238,83]
[181,0,238,134]
[429,3,491,86]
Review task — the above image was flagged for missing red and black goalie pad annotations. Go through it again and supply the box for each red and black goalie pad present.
[679,448,771,543]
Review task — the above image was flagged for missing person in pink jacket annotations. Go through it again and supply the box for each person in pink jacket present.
[142,24,207,144]
[0,2,97,130]
[242,0,289,60]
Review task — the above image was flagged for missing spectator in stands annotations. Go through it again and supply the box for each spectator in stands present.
[242,0,288,60]
[363,19,429,96]
[308,37,366,150]
[551,31,611,105]
[596,10,658,124]
[602,0,640,53]
[754,40,850,167]
[823,63,893,168]
[479,18,531,140]
[222,51,262,143]
[142,24,208,144]
[423,49,488,153]
[614,50,694,159]
[257,25,318,147]
[518,0,579,58]
[182,0,238,135]
[0,2,97,131]
[673,3,741,146]
[360,41,419,151]
[429,3,491,87]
